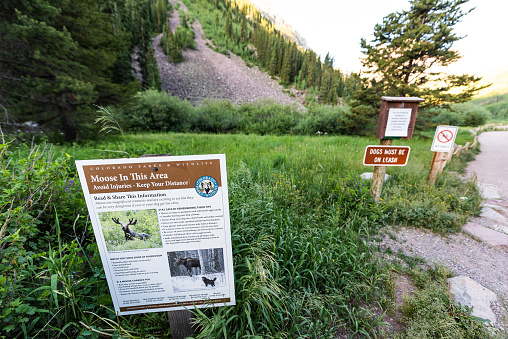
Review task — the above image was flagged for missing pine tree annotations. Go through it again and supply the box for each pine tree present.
[225,9,233,38]
[161,23,183,63]
[146,44,162,90]
[358,0,487,107]
[269,43,279,76]
[241,15,247,42]
[280,44,292,84]
[319,71,331,103]
[0,0,138,140]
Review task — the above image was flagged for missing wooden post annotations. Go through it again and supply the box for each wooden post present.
[427,151,448,185]
[370,139,392,202]
[167,310,195,339]
[140,153,195,339]
[456,145,463,155]
[438,151,452,174]
[464,142,470,152]
[473,136,478,149]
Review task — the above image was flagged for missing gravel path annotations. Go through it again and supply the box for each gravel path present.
[466,131,508,199]
[153,1,302,107]
[378,227,508,325]
[378,131,508,329]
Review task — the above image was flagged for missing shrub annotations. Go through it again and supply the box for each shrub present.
[430,103,491,126]
[429,107,463,126]
[193,99,239,132]
[295,105,348,135]
[121,90,195,132]
[236,100,302,135]
[0,142,101,337]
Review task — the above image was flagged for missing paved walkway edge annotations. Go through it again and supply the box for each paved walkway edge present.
[462,222,508,249]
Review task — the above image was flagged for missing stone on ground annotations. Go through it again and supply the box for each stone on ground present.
[478,183,503,200]
[462,222,508,249]
[360,172,391,181]
[447,276,498,325]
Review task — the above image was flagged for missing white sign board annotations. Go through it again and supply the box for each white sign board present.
[76,155,235,315]
[385,108,412,137]
[431,125,458,152]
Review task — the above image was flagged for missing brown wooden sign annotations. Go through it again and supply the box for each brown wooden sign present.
[376,96,425,139]
[363,145,410,166]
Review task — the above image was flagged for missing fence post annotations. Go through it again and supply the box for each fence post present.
[464,142,470,152]
[428,152,447,185]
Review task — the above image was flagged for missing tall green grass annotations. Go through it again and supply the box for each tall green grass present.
[1,132,485,337]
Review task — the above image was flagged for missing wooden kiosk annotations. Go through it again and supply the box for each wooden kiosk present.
[371,96,425,202]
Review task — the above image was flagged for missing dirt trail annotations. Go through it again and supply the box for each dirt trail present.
[379,130,508,329]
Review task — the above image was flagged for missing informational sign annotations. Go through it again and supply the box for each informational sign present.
[431,125,458,152]
[75,155,235,315]
[384,108,412,137]
[363,145,411,166]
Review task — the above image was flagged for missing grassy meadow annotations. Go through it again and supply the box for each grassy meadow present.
[1,130,495,338]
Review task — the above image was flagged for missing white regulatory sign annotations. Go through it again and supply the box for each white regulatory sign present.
[431,125,458,152]
[385,108,412,137]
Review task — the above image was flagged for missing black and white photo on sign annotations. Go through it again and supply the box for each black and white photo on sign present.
[98,209,163,251]
[167,248,226,292]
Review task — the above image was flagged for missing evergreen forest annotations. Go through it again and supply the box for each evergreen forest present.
[1,0,499,141]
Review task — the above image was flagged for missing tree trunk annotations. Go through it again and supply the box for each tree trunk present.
[59,106,77,141]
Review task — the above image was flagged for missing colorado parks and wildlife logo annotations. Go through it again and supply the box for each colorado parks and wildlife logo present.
[195,176,218,198]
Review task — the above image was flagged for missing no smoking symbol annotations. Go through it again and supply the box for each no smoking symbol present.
[437,130,453,143]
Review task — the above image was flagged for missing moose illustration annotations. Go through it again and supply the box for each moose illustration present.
[112,218,151,241]
[174,257,201,276]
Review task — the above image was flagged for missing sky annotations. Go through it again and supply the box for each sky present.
[250,0,508,78]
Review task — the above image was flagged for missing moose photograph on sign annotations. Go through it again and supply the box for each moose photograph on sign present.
[98,209,163,251]
[168,248,226,292]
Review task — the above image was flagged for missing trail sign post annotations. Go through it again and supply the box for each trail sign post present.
[428,125,458,185]
[75,154,236,339]
[370,96,425,202]
[431,125,458,152]
[363,146,411,166]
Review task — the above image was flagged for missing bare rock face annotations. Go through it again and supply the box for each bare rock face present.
[447,276,498,325]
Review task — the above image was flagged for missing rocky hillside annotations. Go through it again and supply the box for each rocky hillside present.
[153,0,305,108]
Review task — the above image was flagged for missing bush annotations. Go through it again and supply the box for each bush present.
[429,107,463,126]
[193,100,239,132]
[121,90,195,132]
[0,142,108,337]
[295,105,348,135]
[236,100,302,135]
[431,103,491,126]
[458,103,491,126]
